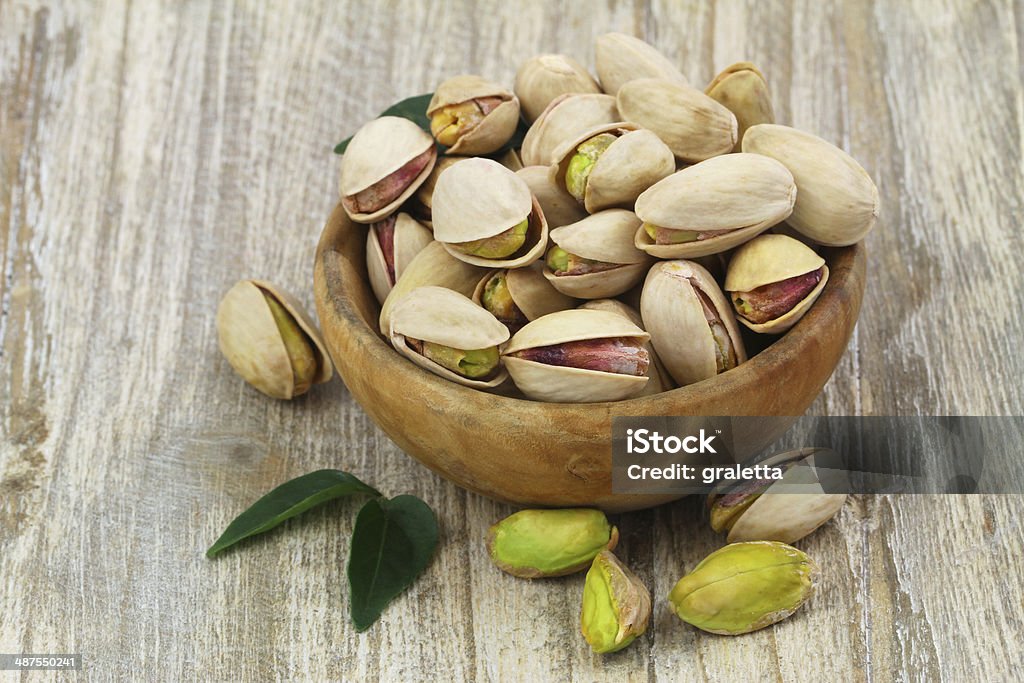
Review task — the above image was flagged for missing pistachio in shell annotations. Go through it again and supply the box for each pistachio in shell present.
[521,93,620,167]
[432,158,549,268]
[742,123,879,246]
[578,299,675,395]
[634,153,796,259]
[473,265,577,334]
[543,209,651,299]
[705,62,775,152]
[514,54,602,123]
[550,123,675,213]
[617,78,737,162]
[217,280,333,399]
[515,165,588,229]
[487,508,618,578]
[640,260,747,387]
[724,234,829,334]
[365,213,433,305]
[502,309,650,403]
[338,116,437,223]
[594,32,688,95]
[388,286,509,388]
[581,550,651,654]
[427,75,520,155]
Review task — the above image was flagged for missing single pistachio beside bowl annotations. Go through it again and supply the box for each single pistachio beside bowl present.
[514,54,602,123]
[216,280,333,399]
[668,541,817,635]
[365,212,433,306]
[594,32,688,95]
[705,62,775,152]
[724,234,829,334]
[581,550,651,654]
[520,93,620,167]
[473,265,577,334]
[578,299,675,395]
[427,75,520,155]
[488,508,618,578]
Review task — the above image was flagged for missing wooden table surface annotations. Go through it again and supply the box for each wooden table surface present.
[2,1,1022,680]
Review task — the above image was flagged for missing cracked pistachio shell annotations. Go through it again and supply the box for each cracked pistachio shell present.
[427,75,521,155]
[388,286,510,389]
[521,93,620,166]
[617,78,737,162]
[366,213,434,305]
[594,32,688,95]
[487,508,618,578]
[432,158,548,268]
[339,116,437,223]
[543,210,651,299]
[579,299,675,395]
[705,62,775,152]
[634,153,796,258]
[742,124,879,246]
[640,260,747,387]
[502,309,650,403]
[473,266,576,324]
[410,155,466,225]
[724,234,829,334]
[217,280,333,399]
[709,448,848,544]
[668,541,817,635]
[550,123,675,213]
[514,54,602,123]
[515,166,588,229]
[581,550,652,654]
[378,241,488,335]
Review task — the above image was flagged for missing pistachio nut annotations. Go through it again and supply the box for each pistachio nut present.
[338,116,437,223]
[724,234,829,334]
[667,541,817,635]
[217,280,333,399]
[388,286,510,388]
[408,155,465,225]
[578,299,675,395]
[705,62,775,152]
[742,124,879,246]
[640,260,747,387]
[502,309,650,403]
[594,32,688,95]
[543,209,651,299]
[432,158,549,268]
[617,78,737,162]
[427,75,521,155]
[521,93,620,167]
[634,153,796,258]
[514,54,602,123]
[515,166,588,229]
[365,213,433,305]
[708,448,848,544]
[473,265,577,334]
[550,124,675,213]
[581,551,651,654]
[487,508,619,578]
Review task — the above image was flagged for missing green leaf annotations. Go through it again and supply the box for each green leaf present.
[334,93,435,154]
[348,495,439,631]
[206,470,381,558]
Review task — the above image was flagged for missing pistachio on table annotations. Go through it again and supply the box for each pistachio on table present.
[581,550,651,654]
[487,508,618,578]
[705,62,775,152]
[427,75,520,155]
[594,32,688,95]
[473,265,576,334]
[365,212,433,306]
[520,93,619,167]
[514,54,602,123]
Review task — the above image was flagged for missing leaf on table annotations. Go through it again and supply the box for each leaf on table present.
[347,494,439,631]
[206,469,381,558]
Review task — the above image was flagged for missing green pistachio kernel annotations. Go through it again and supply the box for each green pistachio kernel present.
[263,292,317,393]
[487,508,619,578]
[565,133,617,202]
[451,218,529,259]
[545,245,571,273]
[581,551,651,654]
[421,341,500,379]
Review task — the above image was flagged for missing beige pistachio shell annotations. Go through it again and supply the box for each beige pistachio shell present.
[217,280,333,399]
[427,75,521,155]
[742,124,879,246]
[516,166,588,229]
[579,299,675,395]
[339,116,437,223]
[617,78,737,162]
[594,32,688,95]
[640,260,747,387]
[544,210,651,299]
[705,62,775,152]
[472,266,577,322]
[496,147,524,172]
[551,124,675,213]
[521,93,620,166]
[410,155,466,225]
[634,153,796,258]
[515,54,602,123]
[503,309,650,403]
[389,286,510,389]
[378,241,488,334]
[366,213,434,306]
[433,158,548,268]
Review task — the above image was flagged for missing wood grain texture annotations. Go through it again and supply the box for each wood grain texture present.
[1,1,1022,681]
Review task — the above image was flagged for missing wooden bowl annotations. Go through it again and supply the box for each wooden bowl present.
[314,204,866,512]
